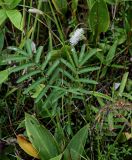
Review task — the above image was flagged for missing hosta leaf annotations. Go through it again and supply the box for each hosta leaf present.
[25,113,59,160]
[89,0,110,34]
[6,9,23,31]
[63,124,89,160]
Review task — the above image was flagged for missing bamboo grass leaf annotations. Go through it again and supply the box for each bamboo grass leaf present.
[35,69,60,103]
[59,69,75,81]
[79,49,100,66]
[46,60,60,76]
[118,72,129,97]
[79,44,86,63]
[3,56,28,62]
[61,58,76,73]
[35,46,43,64]
[25,39,33,57]
[105,40,118,65]
[71,48,79,67]
[7,46,29,56]
[17,70,41,83]
[41,53,52,70]
[10,63,35,73]
[78,67,100,74]
[89,91,113,101]
[75,78,98,85]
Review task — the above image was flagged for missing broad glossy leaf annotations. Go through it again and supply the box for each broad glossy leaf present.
[0,9,7,26]
[63,124,89,160]
[6,9,23,30]
[89,0,110,34]
[25,113,59,160]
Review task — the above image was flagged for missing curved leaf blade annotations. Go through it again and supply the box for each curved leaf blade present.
[89,0,110,34]
[25,113,59,160]
[63,124,89,160]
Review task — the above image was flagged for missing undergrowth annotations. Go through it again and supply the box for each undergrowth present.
[0,0,132,160]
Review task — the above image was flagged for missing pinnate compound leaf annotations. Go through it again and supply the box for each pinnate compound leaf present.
[63,124,89,160]
[25,113,59,160]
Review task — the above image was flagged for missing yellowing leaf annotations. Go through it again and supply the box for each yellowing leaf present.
[17,134,40,159]
[124,132,132,140]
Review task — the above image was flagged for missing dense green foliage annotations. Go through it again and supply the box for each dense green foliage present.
[0,0,132,160]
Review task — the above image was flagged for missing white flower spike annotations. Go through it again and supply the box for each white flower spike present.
[69,28,85,46]
[28,8,43,15]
